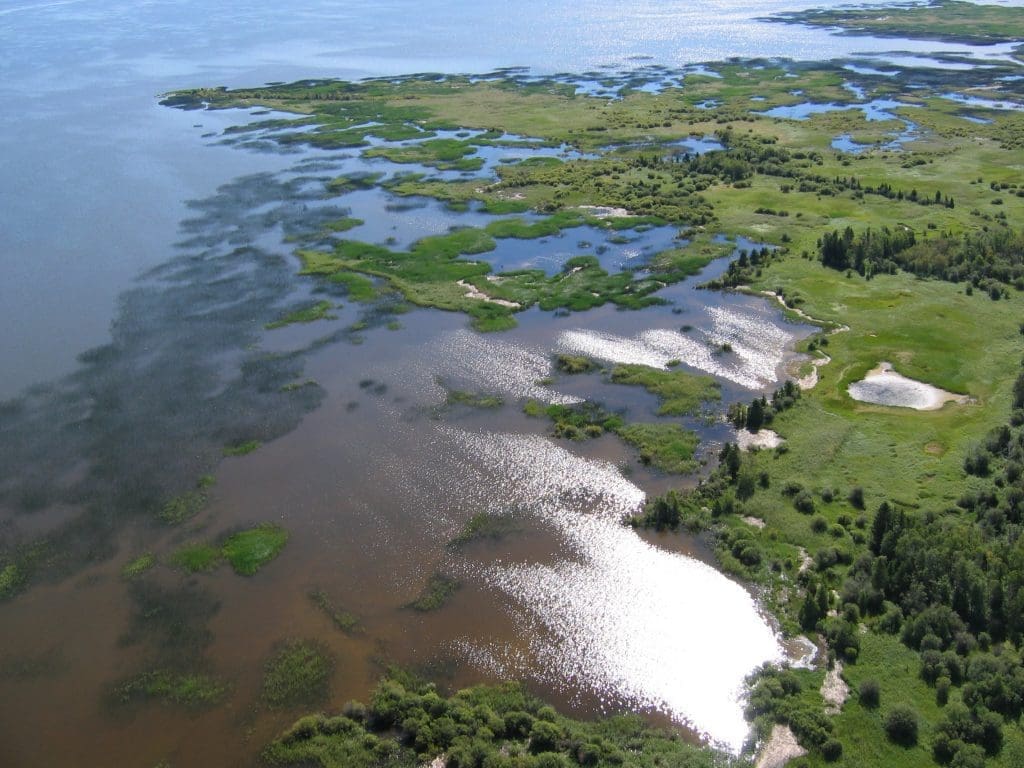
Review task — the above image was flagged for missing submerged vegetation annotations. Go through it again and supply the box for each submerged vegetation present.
[262,640,334,709]
[2,1,1024,765]
[406,573,461,612]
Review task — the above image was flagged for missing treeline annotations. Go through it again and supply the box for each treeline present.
[818,225,917,275]
[728,380,802,433]
[831,363,1024,766]
[819,225,1024,297]
[263,670,729,768]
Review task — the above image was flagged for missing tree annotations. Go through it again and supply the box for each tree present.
[884,705,919,746]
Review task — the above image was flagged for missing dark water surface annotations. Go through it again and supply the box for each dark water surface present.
[1,1,1020,766]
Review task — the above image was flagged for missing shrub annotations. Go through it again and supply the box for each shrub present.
[793,491,816,515]
[859,679,880,709]
[821,739,843,762]
[848,486,865,510]
[884,705,919,746]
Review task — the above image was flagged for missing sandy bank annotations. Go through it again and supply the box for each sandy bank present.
[456,280,521,308]
[848,362,970,410]
[755,724,807,768]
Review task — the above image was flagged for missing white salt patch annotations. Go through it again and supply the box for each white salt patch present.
[848,362,968,410]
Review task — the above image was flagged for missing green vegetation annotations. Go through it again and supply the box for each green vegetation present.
[114,669,227,709]
[262,640,334,709]
[447,512,521,547]
[170,543,222,573]
[525,400,624,440]
[223,438,262,457]
[262,671,729,768]
[0,563,24,599]
[554,353,596,374]
[265,300,337,330]
[406,573,460,612]
[616,422,701,474]
[158,486,208,525]
[328,271,380,302]
[772,0,1024,45]
[309,589,361,634]
[170,524,288,575]
[443,389,504,409]
[610,364,721,416]
[154,33,1024,766]
[121,553,156,580]
[222,523,289,576]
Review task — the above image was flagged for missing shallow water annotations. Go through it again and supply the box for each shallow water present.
[0,1,1017,765]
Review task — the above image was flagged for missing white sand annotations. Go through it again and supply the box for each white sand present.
[755,724,807,768]
[736,428,784,451]
[821,660,849,714]
[577,204,631,219]
[848,362,969,410]
[456,280,521,308]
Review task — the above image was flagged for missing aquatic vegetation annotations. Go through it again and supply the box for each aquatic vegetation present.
[262,640,334,709]
[121,581,220,670]
[527,400,624,440]
[158,488,208,525]
[265,300,337,329]
[113,669,227,709]
[616,422,701,474]
[554,353,596,374]
[309,589,361,634]
[222,523,289,576]
[121,553,156,580]
[170,543,222,573]
[0,563,24,599]
[262,672,728,767]
[222,439,262,457]
[327,271,379,302]
[406,573,460,612]
[442,388,504,409]
[609,364,721,416]
[447,512,521,547]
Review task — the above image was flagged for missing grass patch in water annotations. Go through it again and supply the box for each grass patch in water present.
[170,543,222,573]
[158,490,207,525]
[223,439,262,457]
[0,563,24,600]
[610,364,721,416]
[121,553,156,580]
[322,216,364,233]
[443,388,504,409]
[262,639,334,710]
[406,573,460,612]
[265,300,336,330]
[616,422,701,474]
[327,271,379,302]
[447,512,521,548]
[364,138,484,171]
[555,353,596,374]
[309,589,361,634]
[113,669,227,709]
[222,523,289,576]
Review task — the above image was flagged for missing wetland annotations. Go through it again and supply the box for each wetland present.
[3,1,1024,767]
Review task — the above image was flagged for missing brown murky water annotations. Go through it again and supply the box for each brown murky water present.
[0,268,811,766]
